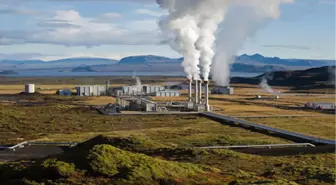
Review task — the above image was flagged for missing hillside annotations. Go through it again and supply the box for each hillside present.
[231,66,336,89]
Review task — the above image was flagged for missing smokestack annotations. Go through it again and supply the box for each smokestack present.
[198,80,202,104]
[195,80,199,104]
[205,81,210,111]
[188,79,192,102]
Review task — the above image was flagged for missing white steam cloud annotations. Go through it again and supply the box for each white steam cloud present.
[157,0,294,84]
[259,77,279,95]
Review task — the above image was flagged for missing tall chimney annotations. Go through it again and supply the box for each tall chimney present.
[198,80,202,104]
[188,79,192,102]
[195,80,199,104]
[205,81,210,111]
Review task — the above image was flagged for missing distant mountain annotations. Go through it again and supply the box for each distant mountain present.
[231,63,286,73]
[0,70,18,75]
[231,66,336,89]
[0,54,334,74]
[0,57,118,70]
[71,66,97,72]
[49,57,118,64]
[119,55,182,65]
[236,53,335,67]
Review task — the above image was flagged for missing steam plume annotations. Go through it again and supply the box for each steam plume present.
[132,75,142,94]
[157,0,294,85]
[212,0,294,86]
[259,77,279,95]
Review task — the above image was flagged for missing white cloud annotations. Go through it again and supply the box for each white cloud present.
[135,8,164,17]
[0,10,162,46]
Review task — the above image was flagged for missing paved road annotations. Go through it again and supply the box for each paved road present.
[0,145,64,162]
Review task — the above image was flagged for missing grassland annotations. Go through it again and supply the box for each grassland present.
[245,116,335,140]
[0,94,289,145]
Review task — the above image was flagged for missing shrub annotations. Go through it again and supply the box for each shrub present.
[87,144,217,183]
[42,159,76,178]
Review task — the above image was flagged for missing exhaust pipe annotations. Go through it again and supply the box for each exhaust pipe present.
[205,81,210,111]
[198,80,202,104]
[195,80,199,104]
[188,79,192,102]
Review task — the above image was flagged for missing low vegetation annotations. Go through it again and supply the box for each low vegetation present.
[0,135,334,184]
[0,94,290,144]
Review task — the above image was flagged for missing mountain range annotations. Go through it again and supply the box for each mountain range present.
[0,54,334,74]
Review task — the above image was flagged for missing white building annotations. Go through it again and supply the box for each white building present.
[76,85,106,96]
[116,85,165,96]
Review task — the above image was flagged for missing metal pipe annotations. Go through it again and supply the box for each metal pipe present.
[195,80,199,104]
[205,81,209,111]
[198,80,202,104]
[188,79,192,102]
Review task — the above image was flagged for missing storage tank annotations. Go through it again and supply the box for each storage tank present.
[25,84,35,94]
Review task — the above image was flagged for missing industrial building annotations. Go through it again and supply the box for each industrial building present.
[153,90,180,97]
[112,84,180,97]
[76,85,106,96]
[305,102,335,110]
[117,97,158,112]
[211,86,234,95]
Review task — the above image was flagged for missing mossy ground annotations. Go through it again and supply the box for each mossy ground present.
[0,135,335,185]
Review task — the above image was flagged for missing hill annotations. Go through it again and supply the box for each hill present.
[119,55,182,64]
[0,70,18,75]
[231,66,336,89]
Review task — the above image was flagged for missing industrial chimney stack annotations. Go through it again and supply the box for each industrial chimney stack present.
[204,81,210,111]
[195,80,199,104]
[198,80,202,104]
[188,79,192,102]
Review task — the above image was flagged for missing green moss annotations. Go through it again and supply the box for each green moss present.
[87,144,217,183]
[42,159,76,178]
[283,163,336,183]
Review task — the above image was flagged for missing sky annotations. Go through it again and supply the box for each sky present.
[0,0,335,61]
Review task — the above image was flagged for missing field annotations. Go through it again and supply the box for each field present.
[0,77,335,184]
[0,95,289,145]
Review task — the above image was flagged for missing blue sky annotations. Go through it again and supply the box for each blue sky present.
[0,0,334,61]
